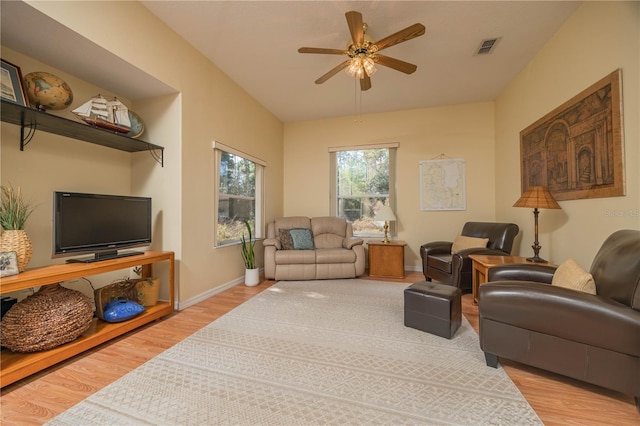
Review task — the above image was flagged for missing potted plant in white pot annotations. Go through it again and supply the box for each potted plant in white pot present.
[241,220,259,286]
[0,185,36,272]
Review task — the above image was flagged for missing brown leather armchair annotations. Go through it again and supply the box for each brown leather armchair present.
[479,229,640,412]
[420,222,520,291]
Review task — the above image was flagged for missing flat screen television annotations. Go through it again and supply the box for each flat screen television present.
[53,191,152,263]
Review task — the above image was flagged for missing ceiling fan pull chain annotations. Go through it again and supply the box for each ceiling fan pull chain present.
[353,78,363,124]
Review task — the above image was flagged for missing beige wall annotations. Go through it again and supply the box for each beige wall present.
[3,1,636,304]
[3,1,284,305]
[495,1,640,269]
[0,48,135,265]
[284,102,496,270]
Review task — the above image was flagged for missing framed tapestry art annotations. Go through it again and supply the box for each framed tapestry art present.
[520,69,624,201]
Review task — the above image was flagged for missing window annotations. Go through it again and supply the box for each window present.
[330,144,397,237]
[214,142,264,246]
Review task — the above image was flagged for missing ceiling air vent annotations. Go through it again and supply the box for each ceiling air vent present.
[475,37,500,55]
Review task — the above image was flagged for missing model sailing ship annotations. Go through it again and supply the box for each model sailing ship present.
[72,95,131,133]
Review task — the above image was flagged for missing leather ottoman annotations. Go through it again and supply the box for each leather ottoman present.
[404,281,461,339]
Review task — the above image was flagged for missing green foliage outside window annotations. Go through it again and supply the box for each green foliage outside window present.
[336,148,390,236]
[217,152,256,245]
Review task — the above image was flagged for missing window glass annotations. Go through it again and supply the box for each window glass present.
[332,147,396,237]
[215,149,262,245]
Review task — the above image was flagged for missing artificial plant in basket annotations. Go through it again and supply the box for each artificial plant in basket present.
[0,185,35,231]
[0,185,36,272]
[132,266,160,307]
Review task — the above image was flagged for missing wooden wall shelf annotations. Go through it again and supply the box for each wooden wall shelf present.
[0,250,175,387]
[0,100,164,166]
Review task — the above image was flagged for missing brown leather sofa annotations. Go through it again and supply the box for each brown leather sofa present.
[479,229,640,412]
[420,222,520,291]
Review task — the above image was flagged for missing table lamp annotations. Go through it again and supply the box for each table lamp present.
[375,205,396,243]
[513,186,561,262]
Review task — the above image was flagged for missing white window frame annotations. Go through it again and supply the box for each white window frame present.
[329,143,398,238]
[213,141,265,246]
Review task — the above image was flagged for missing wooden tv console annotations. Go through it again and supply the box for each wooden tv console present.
[0,250,174,387]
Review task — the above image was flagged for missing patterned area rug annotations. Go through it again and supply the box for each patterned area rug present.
[48,279,542,425]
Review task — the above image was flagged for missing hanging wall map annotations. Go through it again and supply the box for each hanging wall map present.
[420,158,466,211]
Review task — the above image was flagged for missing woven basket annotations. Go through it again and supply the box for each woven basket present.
[136,278,160,307]
[0,230,33,272]
[0,284,93,352]
[94,280,139,320]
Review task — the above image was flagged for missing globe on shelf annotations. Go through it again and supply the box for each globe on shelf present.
[23,72,73,111]
[126,110,145,139]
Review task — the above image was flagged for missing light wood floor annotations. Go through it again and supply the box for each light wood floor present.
[1,272,638,425]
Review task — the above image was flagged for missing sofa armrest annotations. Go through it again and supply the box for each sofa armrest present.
[479,281,640,357]
[263,238,281,250]
[488,263,557,283]
[343,237,364,249]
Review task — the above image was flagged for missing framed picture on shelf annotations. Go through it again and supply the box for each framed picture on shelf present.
[1,59,29,107]
[0,251,19,277]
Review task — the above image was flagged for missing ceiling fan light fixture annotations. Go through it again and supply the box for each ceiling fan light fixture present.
[346,55,377,79]
[300,10,424,88]
[346,57,364,78]
[363,57,377,76]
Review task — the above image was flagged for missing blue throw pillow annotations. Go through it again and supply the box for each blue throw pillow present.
[289,228,315,250]
[102,299,145,323]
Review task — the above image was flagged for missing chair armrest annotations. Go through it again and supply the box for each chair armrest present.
[451,248,519,275]
[455,247,510,257]
[420,241,453,256]
[479,281,640,357]
[343,237,364,249]
[263,238,281,250]
[487,263,557,283]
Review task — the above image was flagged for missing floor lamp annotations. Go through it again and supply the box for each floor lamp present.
[375,205,396,244]
[513,186,561,263]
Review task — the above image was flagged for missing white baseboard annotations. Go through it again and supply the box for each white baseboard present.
[177,266,418,311]
[176,268,264,310]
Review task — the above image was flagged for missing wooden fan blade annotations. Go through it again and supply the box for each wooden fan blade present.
[376,54,418,74]
[298,47,348,55]
[374,23,425,52]
[345,10,364,45]
[315,60,350,84]
[360,74,372,91]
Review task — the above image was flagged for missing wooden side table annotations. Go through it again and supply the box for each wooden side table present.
[469,255,552,305]
[368,240,406,279]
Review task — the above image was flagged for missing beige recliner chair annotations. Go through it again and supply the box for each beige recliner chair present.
[263,216,365,280]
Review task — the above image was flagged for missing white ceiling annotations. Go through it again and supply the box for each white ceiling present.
[140,1,581,122]
[1,1,581,123]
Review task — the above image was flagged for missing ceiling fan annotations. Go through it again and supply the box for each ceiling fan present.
[298,10,426,91]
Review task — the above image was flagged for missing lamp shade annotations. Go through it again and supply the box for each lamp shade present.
[513,186,561,209]
[375,205,397,221]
